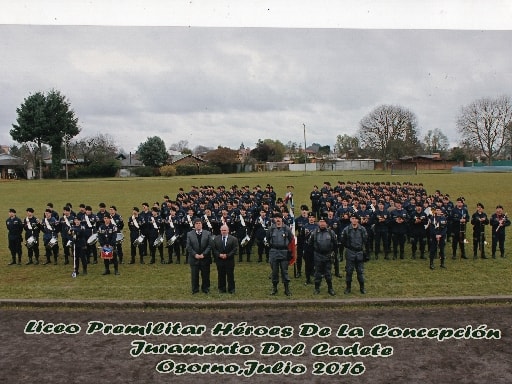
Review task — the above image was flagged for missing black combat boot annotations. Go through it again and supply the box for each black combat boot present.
[314,282,320,294]
[140,256,145,264]
[344,281,352,294]
[284,283,292,296]
[429,259,435,270]
[412,252,416,259]
[327,281,335,296]
[8,254,16,265]
[129,255,135,264]
[359,282,366,294]
[440,258,446,268]
[102,269,110,275]
[271,284,278,295]
[26,256,33,265]
[114,268,120,275]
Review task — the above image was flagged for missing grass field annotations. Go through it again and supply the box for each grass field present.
[1,170,511,301]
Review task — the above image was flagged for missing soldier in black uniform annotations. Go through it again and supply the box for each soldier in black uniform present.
[128,207,144,264]
[164,208,182,264]
[308,218,337,296]
[294,205,309,278]
[490,205,510,258]
[70,216,88,277]
[6,208,23,265]
[409,204,428,259]
[427,207,448,269]
[266,213,294,296]
[147,207,165,264]
[471,203,489,259]
[98,215,119,275]
[60,206,75,265]
[389,200,408,259]
[109,205,124,263]
[450,198,469,260]
[372,200,390,260]
[302,213,319,285]
[40,208,60,265]
[83,206,99,264]
[23,208,40,265]
[309,185,322,218]
[341,214,368,294]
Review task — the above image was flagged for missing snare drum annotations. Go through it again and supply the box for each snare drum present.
[153,235,164,247]
[26,236,37,249]
[133,234,145,246]
[87,233,98,245]
[47,236,58,248]
[167,234,178,246]
[116,232,124,244]
[100,246,113,259]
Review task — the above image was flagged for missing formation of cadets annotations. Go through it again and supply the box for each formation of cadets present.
[5,180,511,282]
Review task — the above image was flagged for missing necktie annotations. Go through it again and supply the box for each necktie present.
[223,236,227,247]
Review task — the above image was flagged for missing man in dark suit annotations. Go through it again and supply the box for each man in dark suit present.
[213,224,239,294]
[186,218,212,294]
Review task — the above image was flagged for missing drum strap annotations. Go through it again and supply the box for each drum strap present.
[152,217,159,229]
[64,216,71,228]
[45,218,52,230]
[132,215,140,229]
[85,215,93,228]
[26,217,33,230]
[169,217,175,228]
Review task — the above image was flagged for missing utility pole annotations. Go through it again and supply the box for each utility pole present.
[303,123,307,174]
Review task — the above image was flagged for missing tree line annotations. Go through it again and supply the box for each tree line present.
[9,90,512,178]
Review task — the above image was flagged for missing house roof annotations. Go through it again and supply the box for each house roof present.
[169,154,205,164]
[0,153,24,166]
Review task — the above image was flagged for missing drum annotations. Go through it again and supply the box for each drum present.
[26,236,37,249]
[87,233,98,245]
[47,236,58,249]
[116,232,124,244]
[167,234,178,246]
[133,234,145,246]
[100,246,113,259]
[241,234,251,247]
[153,235,164,247]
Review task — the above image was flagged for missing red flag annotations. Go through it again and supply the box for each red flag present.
[288,235,297,266]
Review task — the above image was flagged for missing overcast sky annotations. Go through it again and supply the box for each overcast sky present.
[1,1,511,153]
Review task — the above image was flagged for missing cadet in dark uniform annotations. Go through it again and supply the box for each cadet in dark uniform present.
[310,185,322,219]
[83,206,99,264]
[294,205,309,278]
[427,207,448,269]
[389,200,408,259]
[471,203,489,259]
[128,207,144,264]
[372,201,390,260]
[254,209,271,263]
[70,216,88,277]
[450,198,469,259]
[302,213,319,285]
[266,213,294,296]
[98,215,119,275]
[148,207,165,264]
[164,208,182,264]
[308,218,337,296]
[109,205,125,263]
[490,205,510,258]
[6,208,23,265]
[40,208,60,265]
[341,213,368,294]
[23,208,40,265]
[60,206,75,265]
[409,204,428,259]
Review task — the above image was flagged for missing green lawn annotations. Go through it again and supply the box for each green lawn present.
[1,170,511,300]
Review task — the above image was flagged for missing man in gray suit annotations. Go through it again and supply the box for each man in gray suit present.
[213,224,239,294]
[186,218,212,294]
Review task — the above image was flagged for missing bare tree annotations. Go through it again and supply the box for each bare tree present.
[359,105,420,169]
[169,140,190,153]
[457,95,512,165]
[69,133,118,164]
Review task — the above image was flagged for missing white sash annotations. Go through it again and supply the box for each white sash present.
[152,217,159,229]
[45,218,52,230]
[85,215,93,228]
[110,215,117,225]
[26,217,33,230]
[168,216,175,228]
[63,215,71,228]
[204,214,213,229]
[240,214,246,227]
[132,215,140,229]
[187,215,193,228]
